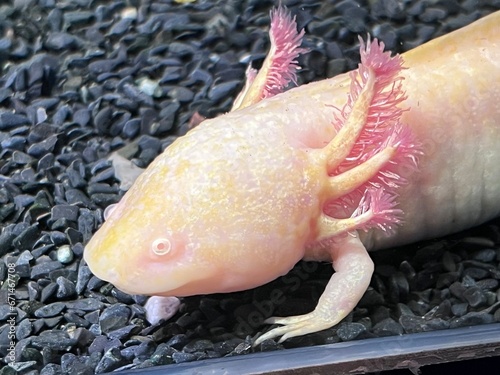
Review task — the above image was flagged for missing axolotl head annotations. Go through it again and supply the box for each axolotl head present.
[84,206,204,297]
[83,145,289,297]
[83,153,238,297]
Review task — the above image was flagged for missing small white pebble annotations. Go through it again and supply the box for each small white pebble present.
[121,7,138,20]
[137,77,161,97]
[57,245,74,264]
[36,107,47,124]
[144,296,181,325]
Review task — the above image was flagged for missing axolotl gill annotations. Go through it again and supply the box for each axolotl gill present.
[84,7,500,345]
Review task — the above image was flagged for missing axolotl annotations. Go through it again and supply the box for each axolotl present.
[84,7,500,345]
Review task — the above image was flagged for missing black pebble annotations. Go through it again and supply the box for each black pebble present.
[31,330,78,351]
[88,335,110,354]
[65,189,92,207]
[372,317,403,336]
[132,340,156,361]
[14,67,28,92]
[106,325,138,341]
[337,322,367,341]
[343,7,368,33]
[464,266,489,279]
[167,86,194,103]
[27,135,58,158]
[73,108,91,127]
[99,304,131,333]
[166,334,190,350]
[172,351,197,364]
[63,312,90,327]
[121,118,140,138]
[108,18,134,36]
[0,305,13,320]
[371,0,406,20]
[419,7,448,23]
[0,88,12,104]
[14,194,35,209]
[34,302,66,318]
[50,205,79,222]
[208,81,240,102]
[462,286,487,307]
[183,339,214,354]
[56,276,77,299]
[45,32,81,50]
[66,298,105,312]
[40,282,58,303]
[2,135,26,150]
[31,261,63,279]
[27,281,40,301]
[472,249,497,262]
[399,315,450,333]
[94,107,113,134]
[63,11,95,27]
[75,266,92,295]
[0,112,30,130]
[476,279,499,290]
[49,232,67,246]
[47,8,63,31]
[95,347,128,373]
[60,352,95,375]
[87,276,106,291]
[449,311,495,328]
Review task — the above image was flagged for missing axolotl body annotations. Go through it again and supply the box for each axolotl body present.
[84,8,500,345]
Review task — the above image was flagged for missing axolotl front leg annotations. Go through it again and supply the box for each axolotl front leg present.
[251,35,418,344]
[257,234,374,344]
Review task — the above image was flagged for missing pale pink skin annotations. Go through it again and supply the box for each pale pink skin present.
[84,10,500,344]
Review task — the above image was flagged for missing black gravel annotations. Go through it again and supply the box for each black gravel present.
[1,0,500,374]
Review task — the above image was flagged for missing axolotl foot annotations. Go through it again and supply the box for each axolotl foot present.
[254,234,373,346]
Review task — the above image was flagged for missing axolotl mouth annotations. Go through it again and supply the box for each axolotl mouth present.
[84,198,290,297]
[83,211,219,296]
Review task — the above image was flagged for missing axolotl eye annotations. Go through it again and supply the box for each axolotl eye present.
[152,238,172,255]
[149,231,191,262]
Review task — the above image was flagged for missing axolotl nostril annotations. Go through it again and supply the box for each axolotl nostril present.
[84,7,500,345]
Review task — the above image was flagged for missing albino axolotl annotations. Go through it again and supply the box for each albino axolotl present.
[84,7,500,346]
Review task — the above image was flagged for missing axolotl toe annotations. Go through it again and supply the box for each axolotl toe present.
[84,8,500,344]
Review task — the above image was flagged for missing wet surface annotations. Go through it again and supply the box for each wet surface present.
[1,0,499,373]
